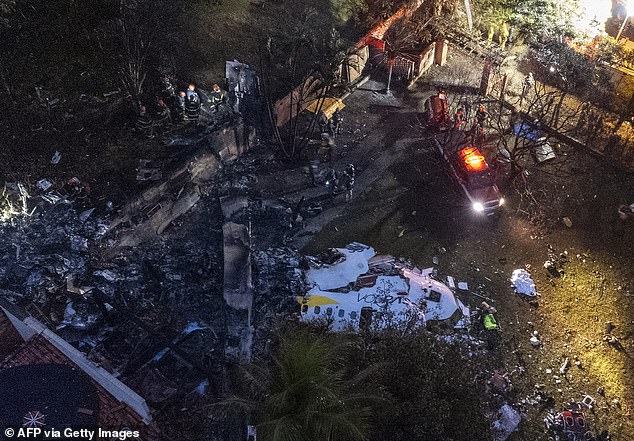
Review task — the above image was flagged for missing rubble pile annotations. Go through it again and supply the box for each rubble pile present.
[251,247,305,353]
[0,196,107,307]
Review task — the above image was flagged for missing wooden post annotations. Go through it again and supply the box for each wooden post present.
[434,40,448,66]
[480,62,493,96]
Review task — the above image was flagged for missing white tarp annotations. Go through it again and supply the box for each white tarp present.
[511,269,537,296]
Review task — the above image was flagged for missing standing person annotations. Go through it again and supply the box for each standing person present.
[476,104,488,128]
[135,105,154,139]
[320,132,335,163]
[454,108,466,130]
[332,108,343,136]
[522,72,535,102]
[154,99,171,127]
[327,116,336,137]
[186,83,197,100]
[487,23,495,46]
[208,83,226,112]
[342,163,355,202]
[176,91,187,121]
[499,21,510,50]
[318,112,329,134]
[185,92,201,125]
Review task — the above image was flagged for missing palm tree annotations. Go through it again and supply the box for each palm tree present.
[226,332,375,441]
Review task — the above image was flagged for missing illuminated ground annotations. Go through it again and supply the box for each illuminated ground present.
[304,58,634,439]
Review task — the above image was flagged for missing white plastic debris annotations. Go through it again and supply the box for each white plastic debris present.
[183,322,206,334]
[195,379,209,396]
[530,336,541,346]
[492,404,521,441]
[79,208,95,222]
[511,269,538,296]
[37,179,52,191]
[93,269,121,282]
[51,151,62,165]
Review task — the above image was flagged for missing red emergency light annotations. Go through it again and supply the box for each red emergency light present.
[459,146,488,172]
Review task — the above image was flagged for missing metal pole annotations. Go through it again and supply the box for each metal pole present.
[617,15,629,42]
[386,58,394,93]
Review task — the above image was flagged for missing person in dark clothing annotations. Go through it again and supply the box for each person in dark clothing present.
[185,92,201,124]
[208,83,226,112]
[476,104,488,127]
[176,91,187,121]
[332,108,343,135]
[135,105,154,139]
[342,163,355,202]
[320,132,335,163]
[318,112,329,134]
[454,108,466,130]
[153,99,171,127]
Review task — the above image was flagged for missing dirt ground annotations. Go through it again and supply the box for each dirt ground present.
[304,51,634,440]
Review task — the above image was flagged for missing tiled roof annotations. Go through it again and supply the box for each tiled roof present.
[2,335,159,440]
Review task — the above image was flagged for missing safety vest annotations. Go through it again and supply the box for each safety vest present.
[483,314,498,330]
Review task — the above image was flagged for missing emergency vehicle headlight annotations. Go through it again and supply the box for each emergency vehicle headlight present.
[473,202,485,212]
[499,198,505,206]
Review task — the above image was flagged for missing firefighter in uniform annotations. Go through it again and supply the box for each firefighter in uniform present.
[185,89,201,124]
[135,105,154,139]
[208,83,226,112]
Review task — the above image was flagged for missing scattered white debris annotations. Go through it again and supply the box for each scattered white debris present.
[492,404,521,441]
[79,208,95,222]
[153,348,169,362]
[93,269,121,282]
[559,358,570,374]
[37,179,52,191]
[183,322,206,334]
[195,379,209,396]
[51,151,62,165]
[582,395,595,409]
[511,269,538,296]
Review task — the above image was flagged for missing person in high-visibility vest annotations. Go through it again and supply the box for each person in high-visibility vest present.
[483,313,498,330]
[487,23,495,46]
[499,21,510,50]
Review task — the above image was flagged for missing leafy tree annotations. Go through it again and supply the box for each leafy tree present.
[225,331,375,441]
[96,0,180,101]
[344,322,491,441]
[473,0,581,44]
[260,9,347,161]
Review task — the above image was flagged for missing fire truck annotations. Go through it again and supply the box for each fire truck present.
[435,132,504,215]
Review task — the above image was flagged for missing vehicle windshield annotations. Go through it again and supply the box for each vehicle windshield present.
[467,170,495,189]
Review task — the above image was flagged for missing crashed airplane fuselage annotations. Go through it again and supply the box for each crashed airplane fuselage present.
[297,243,469,331]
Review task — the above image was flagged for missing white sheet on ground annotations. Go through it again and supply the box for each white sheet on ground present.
[511,269,537,296]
